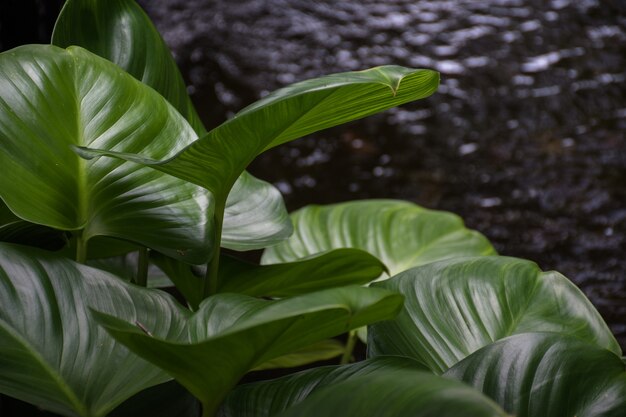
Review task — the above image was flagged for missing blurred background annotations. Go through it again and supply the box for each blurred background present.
[1,0,625,347]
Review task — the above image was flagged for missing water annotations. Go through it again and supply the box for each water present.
[139,0,626,346]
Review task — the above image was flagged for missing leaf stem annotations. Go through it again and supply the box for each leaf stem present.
[75,232,88,264]
[340,330,358,365]
[202,198,225,299]
[135,247,149,287]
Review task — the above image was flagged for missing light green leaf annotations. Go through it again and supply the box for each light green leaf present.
[218,248,386,297]
[93,286,404,416]
[53,0,292,251]
[0,45,211,263]
[75,66,439,206]
[262,199,496,276]
[0,242,190,417]
[219,357,506,417]
[252,339,346,371]
[222,171,292,251]
[444,332,626,417]
[368,256,621,374]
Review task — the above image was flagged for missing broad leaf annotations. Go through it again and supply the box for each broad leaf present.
[445,332,626,417]
[0,221,68,251]
[53,0,292,251]
[218,249,386,297]
[75,66,440,206]
[0,242,190,417]
[93,286,403,416]
[262,199,495,276]
[219,357,506,417]
[0,45,211,263]
[368,256,621,374]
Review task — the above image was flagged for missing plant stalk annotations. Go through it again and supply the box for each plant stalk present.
[340,330,358,365]
[75,232,88,264]
[202,198,225,299]
[135,247,149,287]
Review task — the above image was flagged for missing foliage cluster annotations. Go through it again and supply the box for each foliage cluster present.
[0,1,624,416]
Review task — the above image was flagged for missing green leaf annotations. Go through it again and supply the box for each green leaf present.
[368,256,622,374]
[219,357,506,417]
[0,242,191,417]
[75,66,440,205]
[0,45,211,263]
[444,332,626,417]
[52,0,204,135]
[262,199,496,276]
[252,339,346,371]
[53,0,292,251]
[218,249,386,297]
[222,171,292,251]
[93,286,404,416]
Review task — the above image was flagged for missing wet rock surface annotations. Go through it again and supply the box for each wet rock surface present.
[139,0,626,347]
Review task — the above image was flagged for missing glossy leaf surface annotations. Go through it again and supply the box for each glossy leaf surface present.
[0,45,211,263]
[220,357,505,417]
[262,199,495,276]
[0,243,188,417]
[445,333,626,417]
[93,286,403,415]
[369,256,621,373]
[76,66,439,204]
[53,0,292,250]
[218,249,386,297]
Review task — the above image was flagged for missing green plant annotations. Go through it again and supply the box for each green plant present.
[0,1,623,417]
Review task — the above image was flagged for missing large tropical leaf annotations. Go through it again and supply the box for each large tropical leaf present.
[219,357,506,417]
[262,199,496,276]
[0,45,211,263]
[218,249,386,297]
[0,242,190,417]
[93,286,403,416]
[368,256,621,374]
[53,0,292,251]
[75,66,440,207]
[444,332,626,417]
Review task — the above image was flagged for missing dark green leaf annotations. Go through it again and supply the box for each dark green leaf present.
[262,199,495,276]
[109,381,200,417]
[218,249,386,297]
[253,339,346,371]
[93,286,403,416]
[444,332,626,417]
[369,256,621,374]
[219,357,506,417]
[0,242,191,417]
